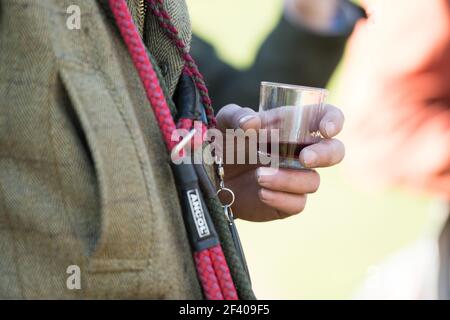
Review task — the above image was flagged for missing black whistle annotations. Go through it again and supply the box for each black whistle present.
[173,74,203,121]
[171,162,220,252]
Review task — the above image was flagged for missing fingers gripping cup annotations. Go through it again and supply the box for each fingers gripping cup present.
[259,82,328,169]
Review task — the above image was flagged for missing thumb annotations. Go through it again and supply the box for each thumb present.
[216,104,261,132]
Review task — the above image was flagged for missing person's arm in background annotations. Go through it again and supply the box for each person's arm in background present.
[191,0,364,111]
[339,0,450,198]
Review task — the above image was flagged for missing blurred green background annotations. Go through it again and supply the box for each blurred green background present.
[187,0,433,299]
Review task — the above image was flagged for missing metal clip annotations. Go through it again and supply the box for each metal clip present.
[215,155,235,220]
[171,128,196,160]
[214,155,251,283]
[217,188,235,222]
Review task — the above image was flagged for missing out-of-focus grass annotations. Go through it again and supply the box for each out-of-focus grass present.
[187,0,432,299]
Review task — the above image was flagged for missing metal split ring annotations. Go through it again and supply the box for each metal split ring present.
[216,187,235,208]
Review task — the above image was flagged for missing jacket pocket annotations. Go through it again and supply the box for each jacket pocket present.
[59,65,153,272]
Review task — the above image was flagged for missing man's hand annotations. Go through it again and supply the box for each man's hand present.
[284,0,341,32]
[216,104,345,222]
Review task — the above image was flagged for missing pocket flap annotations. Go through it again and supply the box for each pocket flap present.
[60,65,153,269]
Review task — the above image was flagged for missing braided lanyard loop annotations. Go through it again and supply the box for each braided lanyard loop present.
[108,0,237,300]
[146,0,216,128]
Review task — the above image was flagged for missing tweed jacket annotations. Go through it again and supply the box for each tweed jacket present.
[0,0,356,299]
[0,0,203,299]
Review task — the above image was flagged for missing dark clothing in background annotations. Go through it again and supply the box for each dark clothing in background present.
[192,16,357,112]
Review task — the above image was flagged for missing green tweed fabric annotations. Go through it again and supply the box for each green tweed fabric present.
[0,0,201,299]
[143,0,192,96]
[128,0,146,36]
[0,0,255,300]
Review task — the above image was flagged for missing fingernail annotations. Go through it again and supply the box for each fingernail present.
[259,188,272,202]
[239,115,256,127]
[301,150,317,167]
[325,121,336,137]
[256,167,278,183]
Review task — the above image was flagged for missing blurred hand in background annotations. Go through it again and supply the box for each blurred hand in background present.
[191,0,364,110]
[338,0,450,299]
[339,0,450,199]
[284,0,341,32]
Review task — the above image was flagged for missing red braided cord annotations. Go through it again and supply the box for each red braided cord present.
[177,118,208,150]
[108,0,237,300]
[209,245,238,300]
[194,250,224,300]
[176,118,194,131]
[146,0,217,128]
[109,0,177,151]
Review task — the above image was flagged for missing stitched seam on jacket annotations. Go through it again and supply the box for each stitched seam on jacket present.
[52,1,153,267]
[81,8,156,265]
[0,180,25,298]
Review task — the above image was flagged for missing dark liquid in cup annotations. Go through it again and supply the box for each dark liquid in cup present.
[259,141,314,159]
